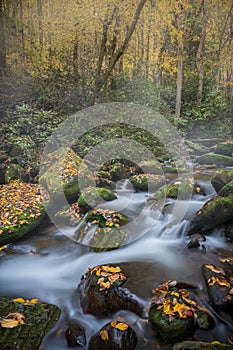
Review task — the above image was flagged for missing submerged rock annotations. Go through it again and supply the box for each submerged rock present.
[0,297,61,350]
[0,181,46,245]
[173,340,233,350]
[78,265,145,317]
[211,169,233,193]
[89,320,137,350]
[195,153,233,167]
[189,196,233,234]
[65,320,86,347]
[214,142,233,157]
[201,263,233,310]
[77,187,117,213]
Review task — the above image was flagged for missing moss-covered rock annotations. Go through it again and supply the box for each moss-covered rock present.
[214,142,233,157]
[78,264,145,317]
[96,171,116,189]
[89,320,137,350]
[185,140,208,155]
[137,160,162,174]
[77,187,117,213]
[201,263,233,310]
[173,341,233,350]
[5,164,28,183]
[40,148,92,204]
[152,181,204,201]
[74,209,128,251]
[211,170,233,192]
[55,203,84,226]
[129,174,164,192]
[189,196,233,234]
[195,153,233,167]
[0,181,46,245]
[108,162,132,181]
[218,180,233,197]
[0,297,61,350]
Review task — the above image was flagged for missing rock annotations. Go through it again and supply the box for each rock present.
[173,340,233,350]
[55,203,84,226]
[188,196,233,234]
[0,164,5,184]
[195,153,233,167]
[0,297,61,350]
[129,174,164,192]
[108,162,132,181]
[78,264,145,317]
[65,320,86,347]
[89,320,137,350]
[152,181,204,201]
[77,187,117,213]
[187,238,200,249]
[0,181,46,245]
[218,180,233,197]
[214,142,233,157]
[149,281,212,343]
[162,166,187,174]
[96,171,116,189]
[195,310,215,329]
[5,164,28,183]
[225,222,233,241]
[211,170,233,192]
[74,209,128,251]
[185,140,208,155]
[40,148,93,204]
[201,263,233,310]
[137,160,162,174]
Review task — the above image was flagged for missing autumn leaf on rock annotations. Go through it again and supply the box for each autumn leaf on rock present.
[100,329,109,341]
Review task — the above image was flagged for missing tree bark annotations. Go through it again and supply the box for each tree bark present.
[91,0,147,104]
[0,0,6,70]
[196,0,207,102]
[37,0,43,47]
[175,39,183,120]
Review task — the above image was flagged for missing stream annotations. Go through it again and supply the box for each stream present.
[0,170,233,349]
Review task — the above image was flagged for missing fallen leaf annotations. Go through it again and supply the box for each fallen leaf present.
[0,318,19,328]
[100,329,109,341]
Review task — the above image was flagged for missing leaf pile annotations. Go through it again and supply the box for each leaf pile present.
[84,265,127,292]
[85,209,128,231]
[152,281,198,321]
[0,181,44,233]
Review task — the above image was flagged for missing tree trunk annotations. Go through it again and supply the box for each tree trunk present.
[0,0,6,70]
[91,0,148,105]
[196,0,207,102]
[19,0,25,65]
[37,0,43,47]
[175,40,183,120]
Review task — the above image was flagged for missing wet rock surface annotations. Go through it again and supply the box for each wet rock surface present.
[211,170,233,193]
[78,265,146,317]
[173,341,233,350]
[65,320,86,347]
[89,320,137,350]
[0,297,61,350]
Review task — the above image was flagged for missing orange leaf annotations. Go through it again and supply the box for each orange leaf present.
[100,329,109,341]
[13,297,25,303]
[0,318,19,328]
[112,322,128,331]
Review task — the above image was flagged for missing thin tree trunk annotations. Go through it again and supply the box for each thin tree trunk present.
[37,0,43,47]
[196,0,207,102]
[91,0,147,104]
[19,0,25,66]
[0,0,6,70]
[175,39,183,120]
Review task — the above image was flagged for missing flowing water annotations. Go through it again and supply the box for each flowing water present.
[0,173,233,349]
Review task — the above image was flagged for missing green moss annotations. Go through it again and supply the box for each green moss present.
[185,140,207,155]
[152,181,203,200]
[149,306,195,343]
[214,142,233,157]
[130,174,164,192]
[211,169,233,192]
[196,153,233,167]
[173,341,233,350]
[218,180,233,197]
[77,187,117,212]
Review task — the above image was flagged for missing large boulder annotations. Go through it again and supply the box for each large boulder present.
[151,180,204,201]
[77,187,117,213]
[211,170,233,193]
[40,148,92,204]
[218,180,233,197]
[78,264,145,317]
[89,320,137,350]
[74,209,128,251]
[201,264,233,310]
[214,142,233,157]
[0,181,46,245]
[195,153,233,167]
[173,341,233,350]
[0,297,61,350]
[189,196,233,234]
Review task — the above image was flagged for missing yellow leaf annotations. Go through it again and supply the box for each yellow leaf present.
[0,229,3,234]
[0,245,7,251]
[205,264,223,274]
[113,322,128,331]
[13,297,25,303]
[100,329,109,341]
[6,313,25,325]
[0,318,19,328]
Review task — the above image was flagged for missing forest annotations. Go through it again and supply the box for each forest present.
[0,1,233,350]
